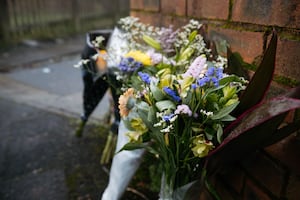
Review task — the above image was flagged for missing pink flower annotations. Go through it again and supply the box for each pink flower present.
[183,55,207,79]
[175,104,192,116]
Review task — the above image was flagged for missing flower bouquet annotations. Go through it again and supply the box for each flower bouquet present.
[104,17,300,199]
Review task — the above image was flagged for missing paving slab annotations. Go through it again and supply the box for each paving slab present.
[0,56,110,123]
[0,36,85,72]
[0,97,109,200]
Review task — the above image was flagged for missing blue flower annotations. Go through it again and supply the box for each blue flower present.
[206,67,215,77]
[216,67,223,79]
[127,57,134,62]
[138,72,151,84]
[163,87,181,102]
[211,77,219,87]
[198,77,210,87]
[191,83,198,89]
[162,113,175,122]
[118,57,143,72]
[197,67,224,87]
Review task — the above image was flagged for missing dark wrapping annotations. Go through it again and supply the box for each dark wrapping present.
[76,29,121,137]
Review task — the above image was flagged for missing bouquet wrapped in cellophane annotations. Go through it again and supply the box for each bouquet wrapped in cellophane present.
[113,16,245,197]
[110,17,300,199]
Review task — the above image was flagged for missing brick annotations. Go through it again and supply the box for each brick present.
[208,27,264,63]
[275,38,300,82]
[265,134,300,175]
[161,0,186,16]
[143,0,160,12]
[130,0,144,10]
[160,15,189,29]
[187,0,229,20]
[241,152,287,197]
[232,0,300,28]
[244,179,272,200]
[286,174,300,200]
[130,11,162,26]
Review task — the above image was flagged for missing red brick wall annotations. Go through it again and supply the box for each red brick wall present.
[130,0,300,199]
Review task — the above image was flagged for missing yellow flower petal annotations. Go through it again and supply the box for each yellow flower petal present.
[125,50,152,66]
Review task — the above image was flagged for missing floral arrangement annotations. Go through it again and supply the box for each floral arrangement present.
[95,16,300,199]
[112,16,248,197]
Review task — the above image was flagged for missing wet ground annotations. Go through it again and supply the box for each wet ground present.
[0,36,158,200]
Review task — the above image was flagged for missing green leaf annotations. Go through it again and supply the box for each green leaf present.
[202,85,226,100]
[219,75,245,86]
[211,102,239,120]
[233,30,278,116]
[150,82,165,101]
[220,115,236,122]
[155,100,176,111]
[118,142,148,152]
[148,106,156,122]
[216,124,223,143]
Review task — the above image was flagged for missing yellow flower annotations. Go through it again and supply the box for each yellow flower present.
[191,135,214,158]
[125,50,152,66]
[130,118,148,133]
[159,74,175,88]
[119,88,135,117]
[126,131,142,142]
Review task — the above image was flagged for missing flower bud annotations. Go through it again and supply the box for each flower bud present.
[143,35,162,50]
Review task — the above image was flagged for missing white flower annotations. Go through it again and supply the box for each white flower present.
[200,109,213,117]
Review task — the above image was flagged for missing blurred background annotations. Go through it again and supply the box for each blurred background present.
[0,1,159,200]
[0,0,129,47]
[1,0,300,200]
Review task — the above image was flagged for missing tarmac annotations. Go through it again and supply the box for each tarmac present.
[0,36,112,200]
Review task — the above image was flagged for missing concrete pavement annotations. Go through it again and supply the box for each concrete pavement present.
[0,36,112,200]
[0,35,110,122]
[0,35,153,200]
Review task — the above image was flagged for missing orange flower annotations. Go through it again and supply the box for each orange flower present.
[119,88,135,117]
[96,50,107,72]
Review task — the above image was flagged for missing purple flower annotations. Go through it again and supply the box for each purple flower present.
[175,104,192,116]
[163,87,181,102]
[158,26,178,54]
[138,72,151,84]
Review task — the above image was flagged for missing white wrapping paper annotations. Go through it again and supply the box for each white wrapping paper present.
[101,120,145,200]
[101,27,145,200]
